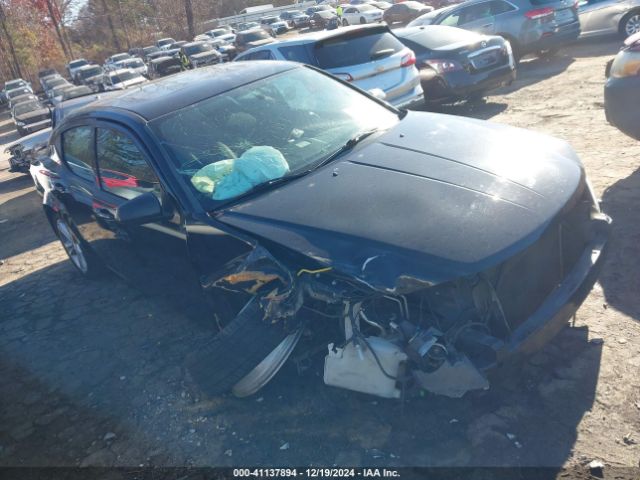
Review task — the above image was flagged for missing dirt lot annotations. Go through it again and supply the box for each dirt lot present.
[0,37,639,477]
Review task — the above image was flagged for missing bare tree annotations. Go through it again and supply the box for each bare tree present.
[185,0,195,39]
[0,2,22,78]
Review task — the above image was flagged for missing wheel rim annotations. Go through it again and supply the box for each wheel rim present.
[625,15,640,36]
[232,329,303,398]
[56,218,88,273]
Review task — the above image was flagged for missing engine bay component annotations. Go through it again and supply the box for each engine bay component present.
[324,337,407,399]
[413,354,489,398]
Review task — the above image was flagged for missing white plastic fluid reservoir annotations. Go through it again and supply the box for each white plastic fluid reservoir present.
[323,337,407,399]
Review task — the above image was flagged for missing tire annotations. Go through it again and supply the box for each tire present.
[500,35,521,64]
[360,16,367,24]
[186,296,293,396]
[342,18,349,26]
[620,11,640,38]
[52,211,103,278]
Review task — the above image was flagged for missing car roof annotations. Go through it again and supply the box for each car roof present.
[252,23,386,47]
[68,61,298,122]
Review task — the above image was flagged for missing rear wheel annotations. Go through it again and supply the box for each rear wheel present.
[621,11,640,37]
[53,213,103,278]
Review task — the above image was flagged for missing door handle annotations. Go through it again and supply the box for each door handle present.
[482,23,493,28]
[94,208,115,220]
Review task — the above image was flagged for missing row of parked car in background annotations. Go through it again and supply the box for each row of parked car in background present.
[1,0,638,146]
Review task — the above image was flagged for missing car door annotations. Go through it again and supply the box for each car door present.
[439,1,498,34]
[578,0,625,35]
[88,124,209,315]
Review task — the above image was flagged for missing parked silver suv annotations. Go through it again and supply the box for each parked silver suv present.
[408,0,581,60]
[234,24,423,108]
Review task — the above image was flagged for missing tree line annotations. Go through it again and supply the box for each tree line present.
[0,0,291,87]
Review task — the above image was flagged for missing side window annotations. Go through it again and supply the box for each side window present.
[96,128,160,200]
[62,126,96,182]
[440,10,462,26]
[459,2,494,24]
[491,0,516,14]
[345,7,355,13]
[252,50,274,60]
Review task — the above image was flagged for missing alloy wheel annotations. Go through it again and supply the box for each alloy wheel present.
[56,217,88,274]
[625,14,640,36]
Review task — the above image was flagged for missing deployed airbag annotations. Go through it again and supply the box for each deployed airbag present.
[191,146,290,200]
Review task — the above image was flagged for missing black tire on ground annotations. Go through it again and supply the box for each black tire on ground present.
[360,16,366,24]
[342,18,349,26]
[186,296,291,396]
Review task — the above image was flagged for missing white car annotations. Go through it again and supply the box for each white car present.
[157,37,176,50]
[235,24,423,108]
[342,4,384,25]
[104,52,132,71]
[102,68,147,91]
[67,58,89,80]
[113,57,148,77]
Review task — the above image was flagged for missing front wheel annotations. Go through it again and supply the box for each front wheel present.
[186,296,299,397]
[342,18,349,26]
[360,16,367,24]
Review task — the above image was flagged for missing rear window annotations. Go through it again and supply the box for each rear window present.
[396,26,482,50]
[314,29,404,69]
[239,30,271,43]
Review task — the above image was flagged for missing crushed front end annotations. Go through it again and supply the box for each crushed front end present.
[314,183,610,399]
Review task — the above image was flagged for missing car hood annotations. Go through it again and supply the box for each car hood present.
[216,112,584,292]
[115,77,146,89]
[15,109,50,122]
[191,51,219,61]
[4,127,51,153]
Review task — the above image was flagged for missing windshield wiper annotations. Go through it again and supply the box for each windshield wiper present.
[309,128,380,172]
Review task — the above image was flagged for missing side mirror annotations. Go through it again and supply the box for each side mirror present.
[115,191,164,225]
[368,88,387,101]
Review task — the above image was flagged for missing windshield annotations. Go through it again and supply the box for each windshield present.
[8,88,31,98]
[125,59,144,67]
[14,102,42,115]
[185,43,213,55]
[6,80,26,89]
[111,71,138,83]
[79,67,102,78]
[150,67,398,207]
[69,59,88,68]
[240,30,270,42]
[63,86,92,99]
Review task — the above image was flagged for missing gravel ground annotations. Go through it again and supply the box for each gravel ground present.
[0,37,639,478]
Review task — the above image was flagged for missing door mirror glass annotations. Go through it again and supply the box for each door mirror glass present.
[115,191,163,225]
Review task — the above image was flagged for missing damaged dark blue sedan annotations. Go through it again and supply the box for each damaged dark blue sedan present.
[42,62,610,400]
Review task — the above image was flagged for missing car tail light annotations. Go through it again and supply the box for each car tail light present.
[333,72,353,82]
[424,59,463,73]
[524,7,554,19]
[401,52,416,67]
